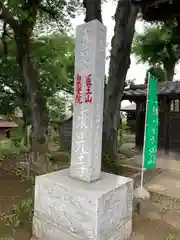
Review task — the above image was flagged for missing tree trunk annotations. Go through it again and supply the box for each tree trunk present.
[22,104,31,147]
[163,61,175,82]
[83,0,102,23]
[103,0,138,162]
[14,26,48,155]
[22,118,28,147]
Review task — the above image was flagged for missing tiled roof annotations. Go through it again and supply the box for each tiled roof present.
[0,120,18,128]
[123,81,180,99]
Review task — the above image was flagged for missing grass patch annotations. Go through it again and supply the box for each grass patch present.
[46,150,70,163]
[1,199,33,228]
[0,140,29,162]
[165,233,180,240]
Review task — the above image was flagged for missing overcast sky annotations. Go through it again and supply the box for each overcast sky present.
[72,1,180,106]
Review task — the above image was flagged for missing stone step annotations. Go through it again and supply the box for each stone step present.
[145,170,180,200]
[138,186,180,216]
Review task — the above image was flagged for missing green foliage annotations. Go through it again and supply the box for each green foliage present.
[46,150,70,163]
[10,136,22,147]
[0,148,14,161]
[0,141,29,162]
[0,140,15,161]
[118,120,129,147]
[1,199,33,228]
[132,22,180,81]
[121,119,129,132]
[32,33,75,97]
[133,23,180,64]
[47,93,70,122]
[35,0,82,34]
[0,33,74,117]
[146,65,165,82]
[0,0,81,32]
[0,0,79,144]
[102,153,122,175]
[165,234,180,240]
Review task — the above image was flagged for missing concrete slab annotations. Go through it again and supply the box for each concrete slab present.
[139,200,162,221]
[131,215,180,240]
[145,171,180,199]
[163,210,180,230]
[157,156,180,172]
[130,233,145,240]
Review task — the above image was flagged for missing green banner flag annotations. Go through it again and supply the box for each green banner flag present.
[143,74,159,169]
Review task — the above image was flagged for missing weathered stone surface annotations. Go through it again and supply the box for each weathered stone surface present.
[134,187,150,200]
[32,216,132,240]
[70,20,106,183]
[163,210,180,230]
[107,219,132,240]
[32,20,134,240]
[32,169,133,240]
[130,232,145,240]
[138,200,162,220]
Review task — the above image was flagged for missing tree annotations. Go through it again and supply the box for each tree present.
[103,0,138,162]
[132,23,180,82]
[48,93,71,122]
[32,33,75,97]
[83,0,102,22]
[146,65,165,82]
[0,33,74,143]
[0,0,78,153]
[83,0,139,162]
[0,87,16,116]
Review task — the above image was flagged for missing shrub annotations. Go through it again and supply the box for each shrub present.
[11,136,22,147]
[0,141,29,162]
[53,135,60,144]
[165,234,180,240]
[102,153,122,175]
[118,122,128,147]
[1,199,33,228]
[46,151,70,163]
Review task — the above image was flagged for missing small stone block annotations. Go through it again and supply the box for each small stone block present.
[32,169,133,240]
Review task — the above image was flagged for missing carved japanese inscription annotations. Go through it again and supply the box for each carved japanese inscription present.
[70,20,107,183]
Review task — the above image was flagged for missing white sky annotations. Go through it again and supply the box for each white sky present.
[71,0,180,106]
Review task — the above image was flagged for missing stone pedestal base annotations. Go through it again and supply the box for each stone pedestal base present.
[32,169,133,240]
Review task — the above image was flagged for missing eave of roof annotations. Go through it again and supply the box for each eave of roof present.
[0,120,18,128]
[123,81,180,100]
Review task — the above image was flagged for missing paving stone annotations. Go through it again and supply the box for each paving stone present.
[130,232,145,240]
[163,210,180,230]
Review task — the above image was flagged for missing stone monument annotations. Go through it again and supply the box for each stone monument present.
[32,20,133,240]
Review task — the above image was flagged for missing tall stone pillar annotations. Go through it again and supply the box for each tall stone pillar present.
[32,20,133,240]
[70,20,106,183]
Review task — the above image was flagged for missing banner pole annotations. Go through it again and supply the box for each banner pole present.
[140,72,150,188]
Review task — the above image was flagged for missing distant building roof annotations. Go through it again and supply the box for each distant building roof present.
[121,103,136,111]
[0,120,18,128]
[123,81,180,100]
